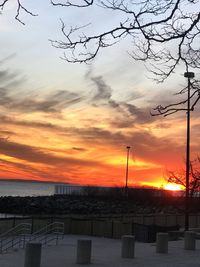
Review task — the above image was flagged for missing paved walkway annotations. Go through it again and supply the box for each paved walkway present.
[0,235,200,267]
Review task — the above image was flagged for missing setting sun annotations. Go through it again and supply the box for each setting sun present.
[164,183,183,191]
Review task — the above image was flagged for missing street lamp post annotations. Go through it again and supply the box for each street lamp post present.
[125,146,131,196]
[184,71,194,231]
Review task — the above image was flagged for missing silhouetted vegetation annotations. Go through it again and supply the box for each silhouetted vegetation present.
[166,158,200,197]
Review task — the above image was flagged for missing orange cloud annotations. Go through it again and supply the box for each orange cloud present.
[0,66,198,188]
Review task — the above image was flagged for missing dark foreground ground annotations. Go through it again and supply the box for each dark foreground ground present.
[3,235,200,267]
[0,193,200,216]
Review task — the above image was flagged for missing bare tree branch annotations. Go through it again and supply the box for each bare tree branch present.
[50,0,200,82]
[151,78,200,116]
[166,158,200,197]
[0,0,37,25]
[1,1,200,85]
[51,0,94,7]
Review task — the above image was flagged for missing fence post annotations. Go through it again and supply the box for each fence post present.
[91,220,93,236]
[24,243,42,267]
[31,217,34,234]
[111,220,114,238]
[12,217,16,228]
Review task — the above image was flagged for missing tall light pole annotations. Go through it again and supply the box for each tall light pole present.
[125,146,131,196]
[184,71,194,231]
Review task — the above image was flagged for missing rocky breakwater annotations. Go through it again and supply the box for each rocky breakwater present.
[0,194,186,216]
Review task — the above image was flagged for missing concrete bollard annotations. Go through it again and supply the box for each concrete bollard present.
[76,239,92,264]
[24,243,42,267]
[184,231,196,250]
[156,233,168,254]
[121,235,135,258]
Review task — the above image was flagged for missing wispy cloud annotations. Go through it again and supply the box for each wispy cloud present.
[0,64,87,114]
[0,137,100,167]
[85,68,154,127]
[0,88,84,113]
[0,53,16,65]
[0,115,58,130]
[0,69,18,85]
[91,75,112,102]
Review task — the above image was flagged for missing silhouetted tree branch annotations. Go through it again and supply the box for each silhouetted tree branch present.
[0,0,37,25]
[50,0,200,82]
[1,1,200,83]
[51,0,93,7]
[151,77,200,116]
[166,158,200,197]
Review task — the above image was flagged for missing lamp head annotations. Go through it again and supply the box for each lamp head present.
[184,72,195,78]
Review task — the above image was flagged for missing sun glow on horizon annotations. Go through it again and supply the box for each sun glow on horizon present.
[164,183,183,191]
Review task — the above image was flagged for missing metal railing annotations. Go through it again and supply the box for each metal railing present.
[0,221,64,253]
[0,223,31,253]
[29,221,64,246]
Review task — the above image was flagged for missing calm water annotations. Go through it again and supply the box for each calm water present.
[0,180,56,197]
[0,180,58,217]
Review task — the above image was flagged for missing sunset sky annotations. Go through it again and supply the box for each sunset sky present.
[0,1,200,188]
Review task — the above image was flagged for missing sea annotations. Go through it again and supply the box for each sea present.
[0,180,56,197]
[0,180,59,218]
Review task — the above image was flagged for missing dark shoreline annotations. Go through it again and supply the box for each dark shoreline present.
[0,194,198,216]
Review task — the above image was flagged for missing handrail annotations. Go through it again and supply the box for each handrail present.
[0,221,64,253]
[0,223,32,253]
[0,223,31,238]
[30,222,64,245]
